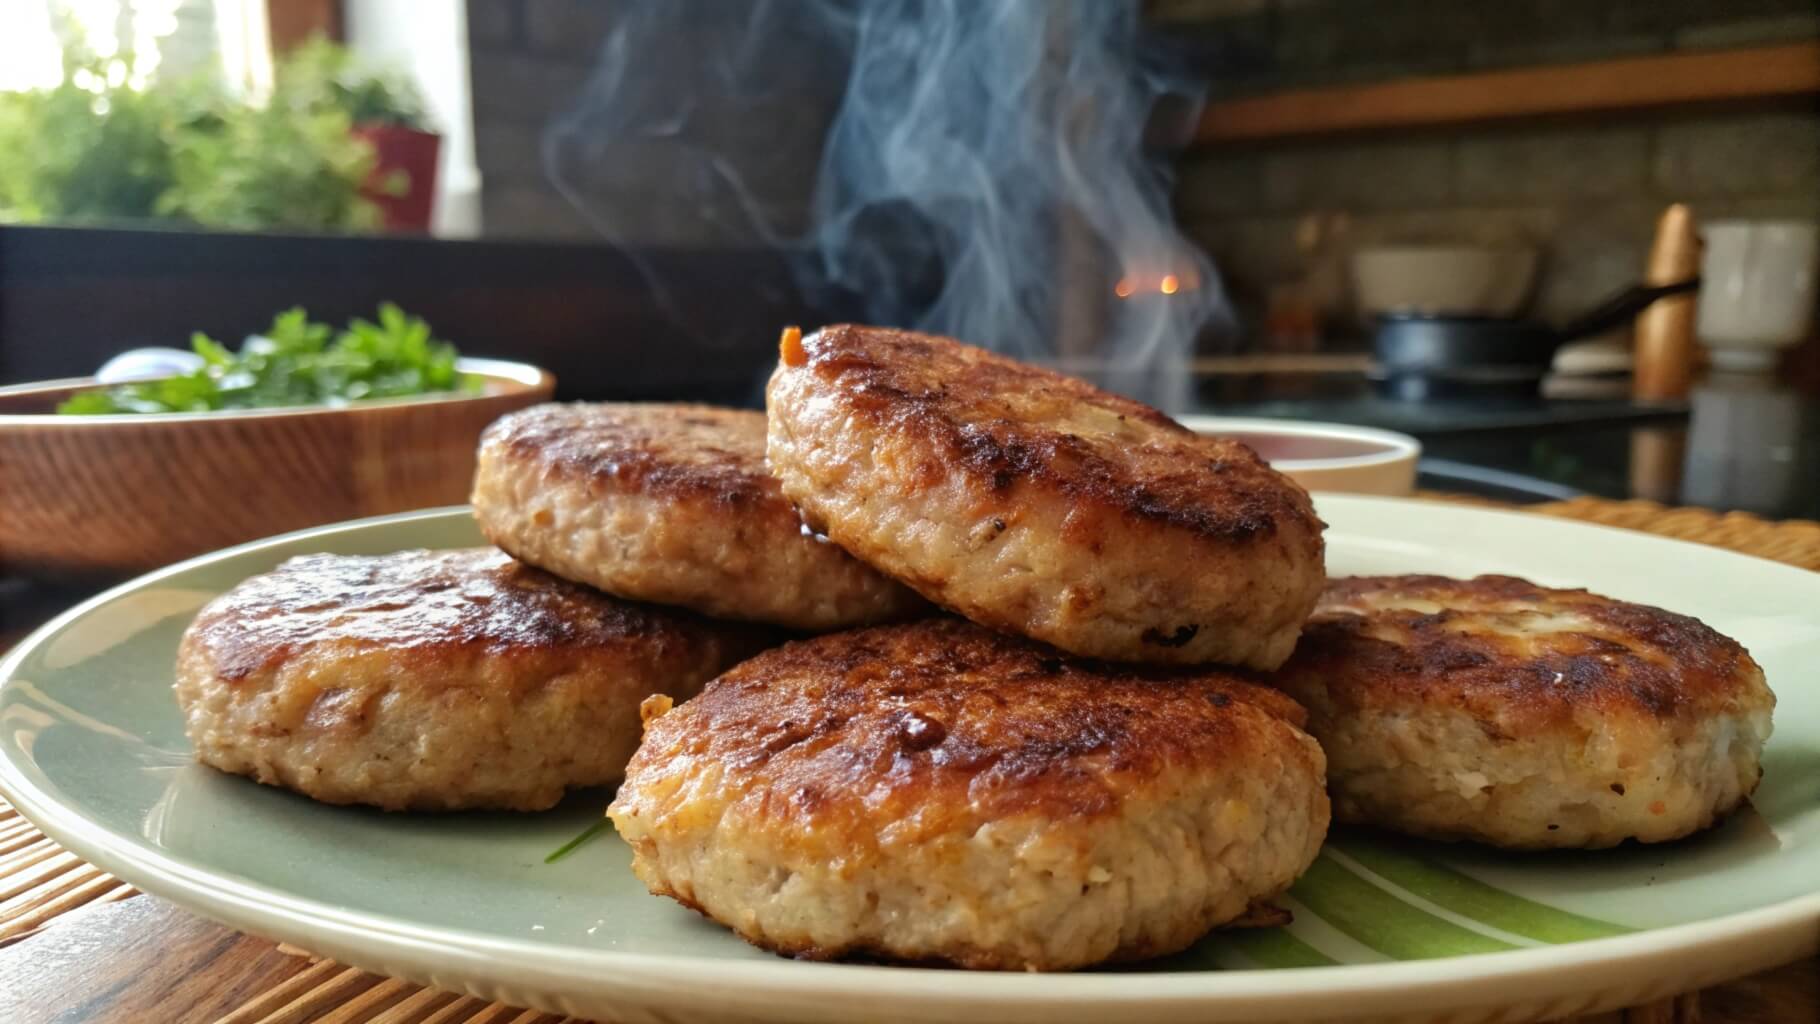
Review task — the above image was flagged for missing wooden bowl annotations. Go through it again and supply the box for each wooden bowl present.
[0,359,554,577]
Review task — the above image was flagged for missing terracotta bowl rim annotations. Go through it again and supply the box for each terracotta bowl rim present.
[0,357,553,425]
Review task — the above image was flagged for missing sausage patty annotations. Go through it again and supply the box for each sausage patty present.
[764,325,1325,669]
[472,402,924,630]
[1267,574,1775,849]
[174,549,771,811]
[608,618,1330,970]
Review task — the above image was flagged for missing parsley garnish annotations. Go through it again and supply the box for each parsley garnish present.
[57,303,480,414]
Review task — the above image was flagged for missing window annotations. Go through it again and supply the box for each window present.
[0,0,272,97]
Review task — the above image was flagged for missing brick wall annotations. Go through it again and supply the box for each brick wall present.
[465,0,838,245]
[1163,0,1820,335]
[466,0,596,239]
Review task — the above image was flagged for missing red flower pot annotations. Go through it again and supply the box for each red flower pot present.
[353,124,442,233]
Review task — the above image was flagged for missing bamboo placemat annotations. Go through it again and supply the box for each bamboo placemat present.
[214,959,581,1024]
[0,795,135,948]
[1,495,1815,1022]
[1528,497,1820,572]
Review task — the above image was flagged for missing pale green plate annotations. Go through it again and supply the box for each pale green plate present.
[2,497,1816,1023]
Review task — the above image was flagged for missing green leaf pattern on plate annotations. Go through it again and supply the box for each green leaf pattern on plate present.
[1209,836,1632,968]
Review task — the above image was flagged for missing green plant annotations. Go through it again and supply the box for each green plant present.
[0,38,429,231]
[157,97,383,231]
[0,91,38,218]
[57,304,478,414]
[0,55,181,223]
[277,37,432,131]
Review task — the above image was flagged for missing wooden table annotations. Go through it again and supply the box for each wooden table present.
[2,495,1818,1023]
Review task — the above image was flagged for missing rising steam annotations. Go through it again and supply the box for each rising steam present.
[544,0,1224,410]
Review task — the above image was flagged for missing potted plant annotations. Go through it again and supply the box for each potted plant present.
[0,50,384,232]
[159,85,385,232]
[278,39,441,233]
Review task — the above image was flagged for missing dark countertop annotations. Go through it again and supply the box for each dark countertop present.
[1191,371,1820,520]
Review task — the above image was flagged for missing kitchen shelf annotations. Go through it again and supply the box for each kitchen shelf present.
[1192,42,1820,145]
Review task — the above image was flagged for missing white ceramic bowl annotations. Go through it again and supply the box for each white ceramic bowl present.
[1178,416,1421,496]
[1352,245,1539,318]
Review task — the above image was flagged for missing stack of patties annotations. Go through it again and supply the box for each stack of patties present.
[169,320,1780,971]
[173,402,920,813]
[606,324,1334,971]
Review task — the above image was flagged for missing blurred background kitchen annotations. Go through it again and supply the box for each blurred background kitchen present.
[2,0,1817,529]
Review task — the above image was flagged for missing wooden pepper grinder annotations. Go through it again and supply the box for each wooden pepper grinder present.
[1634,203,1702,400]
[1630,203,1701,502]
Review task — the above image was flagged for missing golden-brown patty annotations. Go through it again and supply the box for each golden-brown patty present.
[175,548,772,811]
[764,325,1325,669]
[1268,574,1775,848]
[609,619,1330,970]
[472,402,924,630]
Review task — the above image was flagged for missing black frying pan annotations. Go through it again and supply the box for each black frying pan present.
[1372,278,1700,400]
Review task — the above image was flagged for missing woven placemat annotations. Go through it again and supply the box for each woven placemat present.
[0,795,135,948]
[1527,498,1820,572]
[1,495,1814,1022]
[214,958,580,1024]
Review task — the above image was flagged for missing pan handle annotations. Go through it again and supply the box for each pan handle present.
[1555,278,1700,344]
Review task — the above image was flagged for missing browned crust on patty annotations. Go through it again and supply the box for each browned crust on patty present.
[790,324,1322,544]
[482,402,792,522]
[1278,574,1767,732]
[185,548,767,683]
[625,618,1314,828]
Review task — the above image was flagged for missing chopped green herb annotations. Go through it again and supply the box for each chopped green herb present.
[56,303,482,415]
[544,819,612,864]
